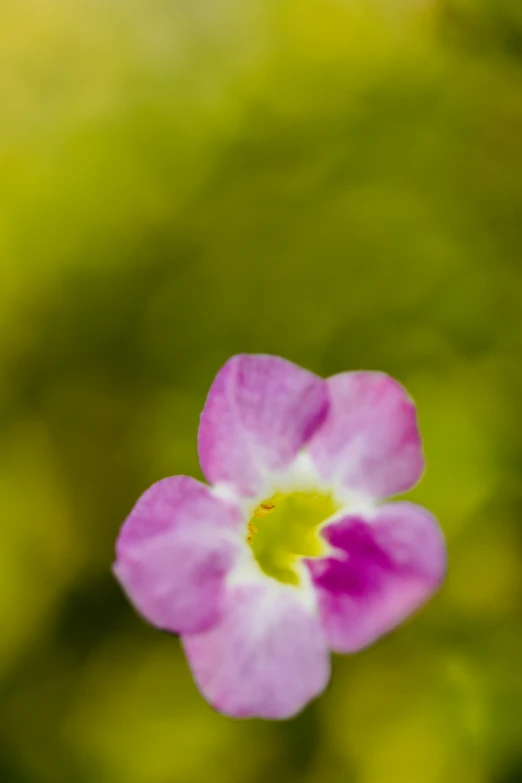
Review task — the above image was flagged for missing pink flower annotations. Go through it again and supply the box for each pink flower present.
[114,355,446,719]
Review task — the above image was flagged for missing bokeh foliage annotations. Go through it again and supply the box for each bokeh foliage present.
[1,1,522,781]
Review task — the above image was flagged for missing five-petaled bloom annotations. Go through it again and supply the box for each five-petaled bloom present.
[114,355,446,719]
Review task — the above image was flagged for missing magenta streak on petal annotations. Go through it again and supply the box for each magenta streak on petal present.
[306,502,446,653]
[197,354,329,497]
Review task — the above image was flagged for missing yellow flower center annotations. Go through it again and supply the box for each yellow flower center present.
[247,491,340,585]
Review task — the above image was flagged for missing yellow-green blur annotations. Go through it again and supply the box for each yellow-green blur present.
[1,1,522,782]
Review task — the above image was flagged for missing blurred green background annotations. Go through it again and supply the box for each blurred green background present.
[1,1,522,781]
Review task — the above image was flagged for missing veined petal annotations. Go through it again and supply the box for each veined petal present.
[114,476,243,634]
[306,502,446,653]
[182,582,330,719]
[308,372,424,500]
[198,354,329,497]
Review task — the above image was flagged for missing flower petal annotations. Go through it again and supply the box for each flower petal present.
[182,582,330,719]
[115,475,243,552]
[198,354,329,497]
[306,502,446,653]
[114,476,243,634]
[308,372,424,500]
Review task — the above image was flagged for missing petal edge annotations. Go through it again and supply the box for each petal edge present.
[308,371,424,500]
[114,476,243,634]
[183,582,331,719]
[198,354,329,497]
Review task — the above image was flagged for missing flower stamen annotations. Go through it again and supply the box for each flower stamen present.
[247,503,275,542]
[254,502,276,517]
